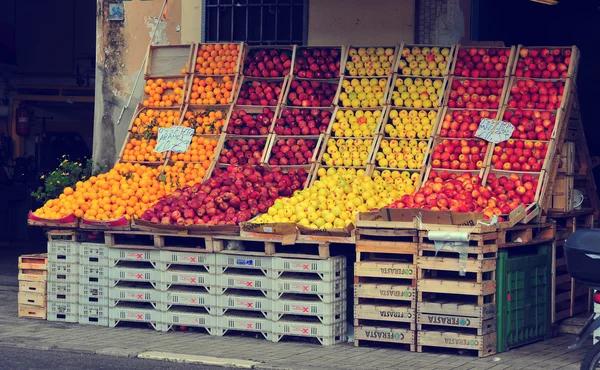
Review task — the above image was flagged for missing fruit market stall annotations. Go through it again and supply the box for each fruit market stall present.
[27,42,598,357]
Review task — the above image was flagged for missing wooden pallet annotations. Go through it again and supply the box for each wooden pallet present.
[18,254,48,270]
[497,222,555,248]
[417,331,497,358]
[104,231,217,252]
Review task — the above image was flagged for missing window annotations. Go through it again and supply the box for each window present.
[203,0,307,45]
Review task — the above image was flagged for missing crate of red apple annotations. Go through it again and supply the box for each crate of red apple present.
[429,138,489,171]
[451,46,515,78]
[512,46,579,79]
[218,136,269,166]
[242,46,296,78]
[226,107,276,136]
[235,77,287,108]
[283,78,338,108]
[446,77,506,110]
[294,46,344,79]
[506,78,568,111]
[437,108,499,138]
[273,107,332,136]
[264,135,322,166]
[501,109,557,141]
[490,139,548,172]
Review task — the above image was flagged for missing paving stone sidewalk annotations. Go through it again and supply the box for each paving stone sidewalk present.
[0,284,589,370]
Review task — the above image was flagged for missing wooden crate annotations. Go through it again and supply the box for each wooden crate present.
[558,141,575,175]
[19,281,47,294]
[18,253,48,270]
[18,304,47,320]
[18,269,48,282]
[354,325,416,351]
[551,175,575,213]
[497,222,556,248]
[417,331,497,357]
[144,44,195,77]
[18,292,47,308]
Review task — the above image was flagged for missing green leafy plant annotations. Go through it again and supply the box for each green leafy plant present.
[31,156,94,204]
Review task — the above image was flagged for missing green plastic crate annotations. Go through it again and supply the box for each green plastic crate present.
[496,244,552,353]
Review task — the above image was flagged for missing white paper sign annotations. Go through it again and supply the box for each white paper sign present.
[475,118,515,143]
[155,126,195,153]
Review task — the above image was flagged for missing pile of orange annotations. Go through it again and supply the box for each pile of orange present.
[33,163,175,221]
[122,137,163,163]
[164,161,211,189]
[189,76,234,105]
[195,43,240,75]
[182,109,226,134]
[131,109,181,135]
[143,78,186,108]
[170,136,218,165]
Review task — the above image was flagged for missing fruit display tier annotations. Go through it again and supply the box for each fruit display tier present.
[394,44,455,78]
[342,45,400,78]
[242,45,297,79]
[510,45,579,81]
[450,46,516,78]
[192,42,245,76]
[233,76,290,108]
[387,74,448,110]
[294,46,347,80]
[334,76,393,108]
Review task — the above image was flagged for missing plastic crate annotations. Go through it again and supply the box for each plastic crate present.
[272,295,346,324]
[272,274,346,301]
[163,266,215,289]
[48,281,78,296]
[79,284,109,305]
[215,290,272,316]
[79,304,109,326]
[79,264,110,286]
[164,286,215,310]
[161,250,215,272]
[272,256,346,281]
[109,282,164,308]
[47,301,79,323]
[496,244,552,353]
[216,311,272,339]
[163,307,216,330]
[48,262,78,283]
[272,316,346,345]
[215,254,272,276]
[109,303,167,331]
[48,240,79,257]
[108,248,163,269]
[80,242,109,266]
[109,264,162,287]
[215,271,271,293]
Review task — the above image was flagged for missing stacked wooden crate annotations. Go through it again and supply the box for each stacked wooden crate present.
[18,253,48,319]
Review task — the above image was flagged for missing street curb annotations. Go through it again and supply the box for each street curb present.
[137,351,262,368]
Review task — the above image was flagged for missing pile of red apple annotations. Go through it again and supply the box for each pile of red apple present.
[448,79,503,109]
[515,47,571,78]
[454,48,511,78]
[243,49,292,77]
[219,138,267,166]
[491,139,547,172]
[439,109,498,138]
[507,79,564,110]
[227,108,275,135]
[294,48,341,79]
[431,139,488,170]
[287,80,336,107]
[503,109,556,140]
[268,137,317,166]
[387,170,535,220]
[274,108,331,135]
[141,165,308,226]
[237,80,283,106]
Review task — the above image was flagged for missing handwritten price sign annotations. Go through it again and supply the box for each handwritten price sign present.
[475,118,515,143]
[155,126,195,153]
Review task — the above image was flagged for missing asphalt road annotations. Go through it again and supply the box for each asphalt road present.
[0,346,234,370]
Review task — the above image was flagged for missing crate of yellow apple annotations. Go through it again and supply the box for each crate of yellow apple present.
[32,163,178,222]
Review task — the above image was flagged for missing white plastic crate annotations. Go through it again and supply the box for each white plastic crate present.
[272,295,346,324]
[109,282,164,308]
[109,264,162,287]
[163,266,215,288]
[272,274,346,302]
[109,303,167,331]
[215,271,271,293]
[272,256,346,281]
[163,286,215,310]
[161,250,215,271]
[47,291,78,303]
[48,262,79,283]
[48,281,78,296]
[79,304,109,326]
[163,307,216,330]
[271,316,347,345]
[215,291,272,317]
[47,300,79,323]
[215,254,272,276]
[79,284,109,306]
[79,264,110,286]
[216,312,272,339]
[108,248,163,269]
[80,242,109,266]
[48,240,79,257]
[48,253,79,264]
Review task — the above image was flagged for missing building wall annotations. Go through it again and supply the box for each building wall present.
[417,0,470,44]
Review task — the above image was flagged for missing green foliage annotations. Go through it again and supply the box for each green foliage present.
[31,156,94,204]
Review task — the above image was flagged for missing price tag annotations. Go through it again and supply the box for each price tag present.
[155,126,195,153]
[475,118,515,143]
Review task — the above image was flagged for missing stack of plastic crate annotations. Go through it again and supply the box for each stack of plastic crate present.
[78,242,110,326]
[47,235,79,322]
[213,254,273,340]
[270,256,347,345]
[161,249,217,333]
[107,247,167,331]
[18,253,48,319]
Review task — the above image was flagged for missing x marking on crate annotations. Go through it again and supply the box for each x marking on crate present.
[247,323,253,329]
[246,282,253,287]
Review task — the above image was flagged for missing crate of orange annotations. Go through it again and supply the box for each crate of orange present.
[120,134,165,165]
[180,105,230,135]
[169,135,221,165]
[187,75,238,105]
[193,42,244,76]
[163,160,218,189]
[142,77,188,108]
[130,107,182,136]
[145,44,195,76]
